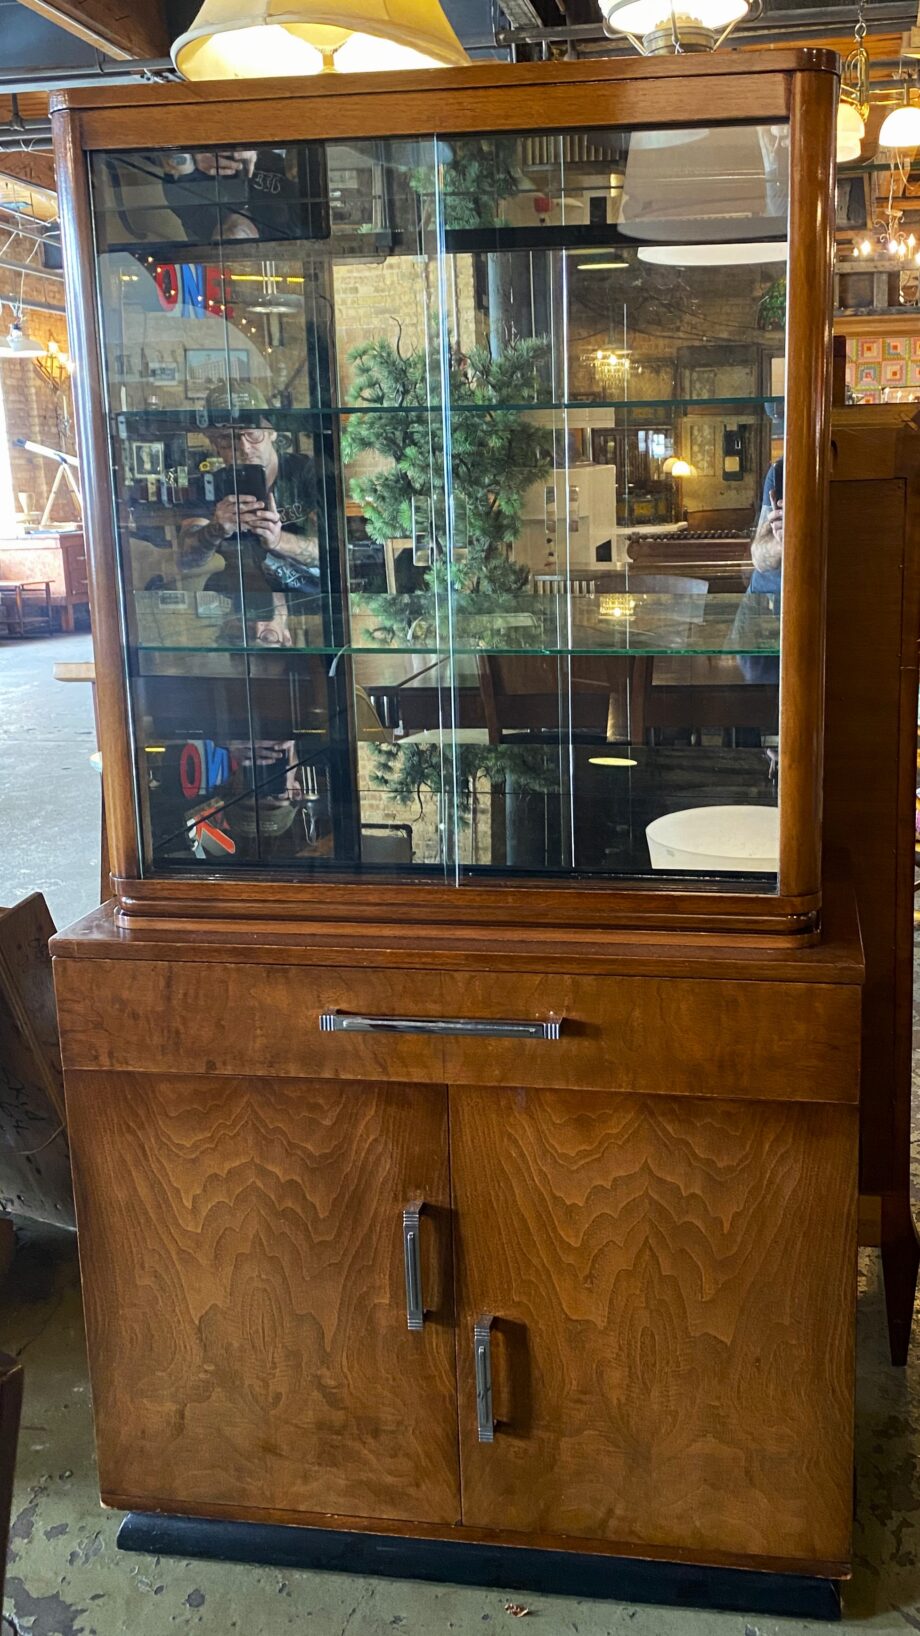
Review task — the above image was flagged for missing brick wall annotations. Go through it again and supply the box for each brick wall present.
[2,310,76,523]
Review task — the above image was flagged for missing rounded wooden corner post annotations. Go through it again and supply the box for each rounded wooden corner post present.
[779,67,838,904]
[52,108,141,890]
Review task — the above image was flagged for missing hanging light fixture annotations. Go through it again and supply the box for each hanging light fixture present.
[837,7,869,164]
[880,91,920,150]
[172,0,469,77]
[836,100,865,164]
[619,124,788,268]
[598,0,750,56]
[0,315,45,360]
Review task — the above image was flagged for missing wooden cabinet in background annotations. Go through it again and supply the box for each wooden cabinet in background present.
[825,405,920,1364]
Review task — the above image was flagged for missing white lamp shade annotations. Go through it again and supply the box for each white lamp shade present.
[600,0,748,33]
[619,124,788,246]
[0,322,45,359]
[639,241,788,266]
[836,132,863,164]
[837,100,865,140]
[172,0,469,78]
[879,103,920,149]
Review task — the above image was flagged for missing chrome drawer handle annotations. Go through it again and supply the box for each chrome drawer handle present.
[403,1199,426,1332]
[320,1013,562,1040]
[474,1314,495,1444]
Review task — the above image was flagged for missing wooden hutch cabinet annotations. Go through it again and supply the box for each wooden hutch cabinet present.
[50,50,861,1617]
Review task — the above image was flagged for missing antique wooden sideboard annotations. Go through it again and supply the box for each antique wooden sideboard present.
[49,49,861,1617]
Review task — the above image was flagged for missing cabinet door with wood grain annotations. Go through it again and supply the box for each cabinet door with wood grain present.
[66,1071,460,1525]
[452,1085,856,1568]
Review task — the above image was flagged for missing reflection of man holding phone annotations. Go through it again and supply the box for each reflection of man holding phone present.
[179,386,319,646]
[162,149,299,242]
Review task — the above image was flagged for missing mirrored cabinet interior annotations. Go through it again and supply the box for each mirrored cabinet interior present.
[70,62,823,930]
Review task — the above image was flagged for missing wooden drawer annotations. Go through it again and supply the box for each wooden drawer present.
[54,957,859,1105]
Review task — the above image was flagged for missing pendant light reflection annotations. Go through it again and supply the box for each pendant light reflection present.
[598,0,750,54]
[0,319,45,359]
[639,242,788,267]
[172,0,469,78]
[619,124,788,267]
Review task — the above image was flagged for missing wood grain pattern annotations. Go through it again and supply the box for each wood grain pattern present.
[53,958,860,1104]
[17,0,169,59]
[66,1071,460,1523]
[0,894,64,1121]
[48,877,861,979]
[49,48,837,113]
[64,75,793,152]
[825,405,920,1360]
[451,1086,857,1564]
[53,114,139,882]
[0,897,73,1226]
[778,69,836,901]
[108,875,822,942]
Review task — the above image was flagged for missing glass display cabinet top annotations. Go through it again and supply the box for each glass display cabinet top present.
[90,120,789,888]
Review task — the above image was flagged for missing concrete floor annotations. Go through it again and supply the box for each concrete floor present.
[1,634,920,1635]
[0,633,100,932]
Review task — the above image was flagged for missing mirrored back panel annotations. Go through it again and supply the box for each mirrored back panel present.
[90,121,788,887]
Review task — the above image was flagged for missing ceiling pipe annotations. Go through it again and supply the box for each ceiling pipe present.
[0,213,59,244]
[493,0,919,47]
[0,131,52,151]
[0,256,63,282]
[0,291,65,315]
[0,211,58,240]
[0,59,177,96]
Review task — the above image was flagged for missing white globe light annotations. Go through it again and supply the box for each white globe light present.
[837,131,863,164]
[879,103,920,150]
[837,100,865,140]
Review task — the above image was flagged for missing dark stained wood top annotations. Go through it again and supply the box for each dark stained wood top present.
[49,49,840,117]
[51,874,863,984]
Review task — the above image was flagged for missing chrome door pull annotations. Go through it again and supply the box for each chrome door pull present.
[403,1199,426,1332]
[320,1013,562,1040]
[474,1313,495,1443]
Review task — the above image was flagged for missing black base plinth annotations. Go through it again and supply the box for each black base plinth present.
[116,1512,842,1621]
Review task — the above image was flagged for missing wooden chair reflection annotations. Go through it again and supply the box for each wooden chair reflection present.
[391,569,776,746]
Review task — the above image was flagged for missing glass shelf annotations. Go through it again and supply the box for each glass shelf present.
[111,397,784,425]
[132,593,779,661]
[94,114,790,886]
[135,642,779,664]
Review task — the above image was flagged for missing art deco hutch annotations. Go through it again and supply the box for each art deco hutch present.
[49,50,862,1617]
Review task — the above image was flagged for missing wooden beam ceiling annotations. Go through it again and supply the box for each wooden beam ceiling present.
[14,0,171,61]
[0,152,56,200]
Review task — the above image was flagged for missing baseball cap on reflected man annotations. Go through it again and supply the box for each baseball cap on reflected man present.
[205,383,270,425]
